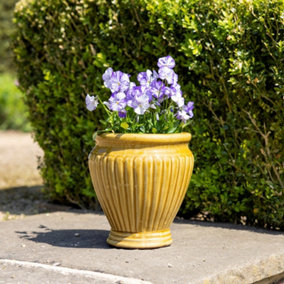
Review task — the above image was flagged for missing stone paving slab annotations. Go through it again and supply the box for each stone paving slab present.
[0,211,283,284]
[0,259,150,284]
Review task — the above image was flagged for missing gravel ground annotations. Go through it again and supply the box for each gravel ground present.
[0,131,70,221]
[0,131,43,188]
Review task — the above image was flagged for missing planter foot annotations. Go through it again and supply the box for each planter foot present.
[107,229,172,249]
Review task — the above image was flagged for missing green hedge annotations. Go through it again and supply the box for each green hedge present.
[14,0,284,229]
[0,0,18,72]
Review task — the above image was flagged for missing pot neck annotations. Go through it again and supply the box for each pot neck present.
[95,133,192,147]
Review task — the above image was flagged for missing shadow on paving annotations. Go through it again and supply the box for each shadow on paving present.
[16,227,110,249]
[16,218,283,251]
[0,185,71,218]
[174,218,284,236]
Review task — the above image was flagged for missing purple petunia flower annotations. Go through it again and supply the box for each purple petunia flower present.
[157,55,175,69]
[158,67,175,85]
[107,71,130,93]
[105,92,127,111]
[85,94,99,111]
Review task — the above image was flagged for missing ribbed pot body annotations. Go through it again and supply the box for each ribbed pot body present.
[88,133,194,248]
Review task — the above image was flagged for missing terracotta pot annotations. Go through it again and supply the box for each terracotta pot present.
[88,133,194,248]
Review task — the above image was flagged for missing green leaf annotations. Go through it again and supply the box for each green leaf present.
[92,131,97,141]
[167,126,178,133]
[120,122,129,129]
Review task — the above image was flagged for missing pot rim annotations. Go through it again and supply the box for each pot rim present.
[95,132,192,145]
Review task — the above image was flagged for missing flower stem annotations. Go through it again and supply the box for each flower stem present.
[98,96,111,115]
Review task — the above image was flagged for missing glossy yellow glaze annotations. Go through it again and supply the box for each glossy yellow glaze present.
[88,133,194,248]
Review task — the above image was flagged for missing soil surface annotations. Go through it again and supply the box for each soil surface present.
[0,131,69,221]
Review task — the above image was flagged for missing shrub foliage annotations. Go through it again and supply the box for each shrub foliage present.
[0,0,18,72]
[14,0,284,228]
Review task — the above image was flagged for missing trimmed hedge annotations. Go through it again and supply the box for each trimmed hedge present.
[14,0,284,229]
[0,0,18,72]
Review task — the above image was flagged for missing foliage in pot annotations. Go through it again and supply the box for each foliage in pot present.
[87,56,194,248]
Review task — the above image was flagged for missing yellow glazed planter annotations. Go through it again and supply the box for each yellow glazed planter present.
[88,132,194,249]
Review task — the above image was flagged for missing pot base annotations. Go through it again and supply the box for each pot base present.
[107,229,172,249]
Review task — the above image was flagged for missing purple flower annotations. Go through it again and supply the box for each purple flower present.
[137,70,154,86]
[132,86,144,97]
[96,57,194,127]
[85,94,99,111]
[102,67,113,88]
[108,71,130,93]
[162,86,172,98]
[171,91,184,107]
[152,70,159,80]
[172,84,181,92]
[176,110,190,123]
[183,101,194,118]
[172,73,178,86]
[127,86,142,107]
[106,92,127,111]
[158,67,175,85]
[149,80,164,100]
[157,55,175,69]
[118,109,127,118]
[126,82,136,102]
[184,101,194,111]
[132,94,150,115]
[127,85,151,107]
